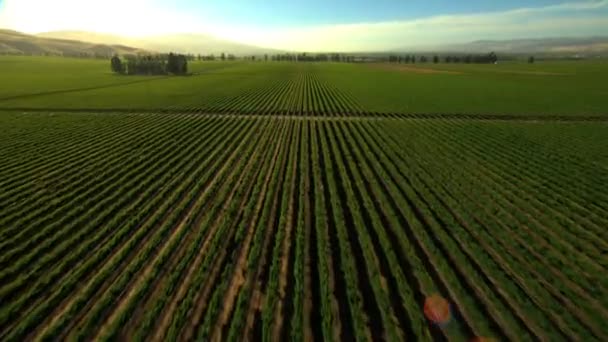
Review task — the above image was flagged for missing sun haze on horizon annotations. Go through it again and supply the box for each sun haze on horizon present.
[1,0,607,51]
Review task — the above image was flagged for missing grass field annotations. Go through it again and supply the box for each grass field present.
[1,56,608,116]
[1,56,607,341]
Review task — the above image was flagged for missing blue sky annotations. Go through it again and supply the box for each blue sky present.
[1,0,607,51]
[186,0,570,27]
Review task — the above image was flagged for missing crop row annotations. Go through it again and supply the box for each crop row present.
[1,113,606,341]
[182,66,368,116]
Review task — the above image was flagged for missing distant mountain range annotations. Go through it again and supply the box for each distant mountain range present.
[2,28,607,57]
[0,29,147,56]
[35,31,282,56]
[0,29,282,57]
[403,37,608,56]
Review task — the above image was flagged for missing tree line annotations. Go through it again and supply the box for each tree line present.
[245,52,504,64]
[191,53,237,61]
[111,53,189,75]
[108,51,538,72]
[268,53,358,62]
[387,52,499,64]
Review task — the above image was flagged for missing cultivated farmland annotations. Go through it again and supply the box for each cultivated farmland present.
[1,57,608,117]
[1,57,608,341]
[1,109,607,341]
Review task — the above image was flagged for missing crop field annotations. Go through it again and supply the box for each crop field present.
[1,57,608,116]
[1,55,608,341]
[1,109,607,341]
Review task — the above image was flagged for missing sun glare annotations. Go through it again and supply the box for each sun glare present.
[0,0,201,36]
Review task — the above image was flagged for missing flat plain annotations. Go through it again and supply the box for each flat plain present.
[1,56,608,116]
[1,56,607,341]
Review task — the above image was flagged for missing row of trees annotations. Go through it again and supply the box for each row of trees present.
[192,53,236,61]
[232,52,507,64]
[268,53,359,62]
[388,52,499,64]
[109,51,535,71]
[111,53,188,75]
[235,53,356,62]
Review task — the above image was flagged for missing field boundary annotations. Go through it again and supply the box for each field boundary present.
[1,108,608,122]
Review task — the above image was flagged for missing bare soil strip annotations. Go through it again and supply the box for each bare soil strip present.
[176,119,286,342]
[354,121,483,338]
[243,121,300,338]
[309,120,343,341]
[301,121,323,341]
[211,119,295,340]
[344,120,451,341]
[268,121,308,341]
[86,119,265,341]
[142,119,276,342]
[21,116,234,341]
[120,120,264,339]
[385,120,605,339]
[210,120,294,340]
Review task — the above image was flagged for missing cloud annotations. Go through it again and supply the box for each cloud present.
[513,0,608,12]
[1,0,607,51]
[217,0,608,51]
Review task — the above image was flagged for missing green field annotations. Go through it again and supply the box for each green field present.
[1,56,607,341]
[1,56,608,116]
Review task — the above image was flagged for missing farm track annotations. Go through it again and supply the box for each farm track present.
[1,80,607,341]
[3,107,608,121]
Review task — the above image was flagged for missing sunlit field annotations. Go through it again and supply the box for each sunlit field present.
[1,56,607,116]
[1,56,607,341]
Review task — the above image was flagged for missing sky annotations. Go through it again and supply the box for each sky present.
[1,0,607,51]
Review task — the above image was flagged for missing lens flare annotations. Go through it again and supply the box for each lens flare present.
[470,337,497,342]
[424,294,451,326]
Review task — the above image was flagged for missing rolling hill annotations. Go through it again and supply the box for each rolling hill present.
[0,29,146,57]
[4,28,607,57]
[402,36,608,56]
[36,31,283,56]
